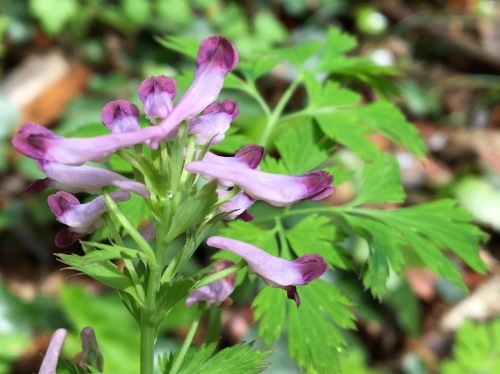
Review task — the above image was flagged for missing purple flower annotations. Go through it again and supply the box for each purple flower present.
[48,190,130,247]
[101,99,141,133]
[154,36,239,143]
[207,236,327,307]
[12,122,163,165]
[186,260,236,307]
[39,328,67,374]
[138,76,177,124]
[185,159,334,207]
[189,99,239,145]
[217,189,255,221]
[200,145,264,188]
[27,161,149,197]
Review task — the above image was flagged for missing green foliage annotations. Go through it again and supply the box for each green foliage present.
[60,285,140,373]
[440,319,500,374]
[29,0,77,35]
[159,342,271,374]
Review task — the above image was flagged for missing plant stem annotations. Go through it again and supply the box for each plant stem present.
[190,260,246,291]
[169,304,204,374]
[259,73,303,147]
[140,265,160,374]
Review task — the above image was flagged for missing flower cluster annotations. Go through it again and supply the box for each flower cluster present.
[12,36,333,307]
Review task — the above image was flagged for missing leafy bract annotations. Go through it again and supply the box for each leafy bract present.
[159,342,270,374]
[288,280,355,374]
[440,319,500,374]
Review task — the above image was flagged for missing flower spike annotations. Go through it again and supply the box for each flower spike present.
[101,100,141,133]
[186,260,236,307]
[48,190,130,247]
[138,76,177,124]
[207,236,327,307]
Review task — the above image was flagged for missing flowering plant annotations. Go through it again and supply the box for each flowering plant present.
[12,30,486,373]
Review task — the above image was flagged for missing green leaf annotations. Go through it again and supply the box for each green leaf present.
[155,35,199,59]
[351,101,426,157]
[343,200,487,295]
[57,254,139,299]
[386,281,421,336]
[320,28,358,60]
[273,41,323,68]
[286,214,352,269]
[345,215,404,297]
[166,181,218,242]
[252,287,287,346]
[260,156,289,174]
[153,278,195,325]
[30,0,78,35]
[353,153,406,205]
[160,342,270,374]
[79,241,148,263]
[440,319,500,374]
[288,280,355,374]
[275,123,331,174]
[59,285,139,373]
[122,0,151,26]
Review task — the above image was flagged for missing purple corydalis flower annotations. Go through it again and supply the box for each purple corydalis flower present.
[186,260,236,307]
[186,160,334,207]
[12,122,163,165]
[39,328,67,374]
[207,236,327,307]
[189,99,239,145]
[217,189,255,221]
[48,190,130,247]
[200,145,264,188]
[138,76,177,124]
[27,161,149,198]
[155,36,239,143]
[101,99,141,133]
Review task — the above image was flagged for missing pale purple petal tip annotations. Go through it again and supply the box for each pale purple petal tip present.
[101,100,141,133]
[186,260,236,307]
[39,328,67,374]
[217,190,255,220]
[138,76,177,124]
[12,122,60,160]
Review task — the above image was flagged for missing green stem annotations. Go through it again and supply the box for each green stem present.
[140,265,160,374]
[103,214,145,304]
[104,193,156,267]
[244,80,271,118]
[252,205,349,224]
[169,304,204,374]
[259,73,303,147]
[190,260,246,291]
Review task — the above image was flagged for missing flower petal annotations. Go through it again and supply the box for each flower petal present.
[12,122,163,165]
[36,161,150,198]
[138,76,177,124]
[155,36,239,143]
[186,161,334,207]
[48,191,130,243]
[217,189,255,220]
[206,236,327,306]
[101,100,141,133]
[186,260,236,307]
[39,328,67,374]
[189,99,239,145]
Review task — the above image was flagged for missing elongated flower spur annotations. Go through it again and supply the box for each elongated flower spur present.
[207,236,328,307]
